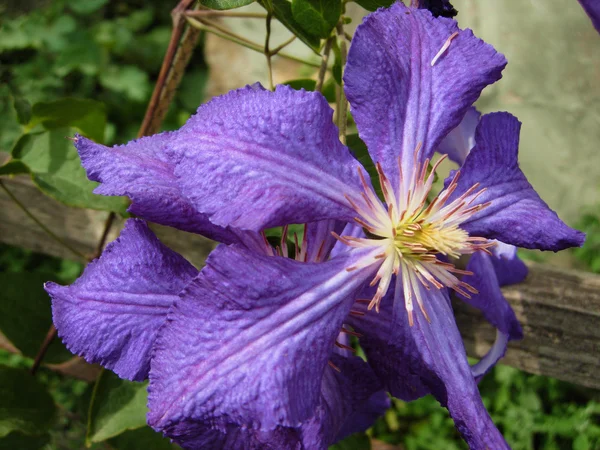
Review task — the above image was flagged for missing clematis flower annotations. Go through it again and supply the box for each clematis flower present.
[46,3,584,450]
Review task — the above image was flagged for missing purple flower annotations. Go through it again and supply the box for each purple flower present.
[46,3,584,449]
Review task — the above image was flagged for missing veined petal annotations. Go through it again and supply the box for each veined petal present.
[148,245,376,434]
[348,286,510,449]
[437,106,480,166]
[75,134,238,244]
[344,3,506,191]
[304,220,346,262]
[447,112,585,251]
[46,219,197,381]
[170,84,366,231]
[579,0,600,33]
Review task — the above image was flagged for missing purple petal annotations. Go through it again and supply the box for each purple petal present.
[46,219,197,381]
[490,241,528,286]
[303,353,388,448]
[305,220,347,262]
[460,252,523,341]
[348,286,510,449]
[436,107,480,166]
[75,135,238,244]
[579,0,600,33]
[448,112,585,251]
[148,245,375,434]
[344,3,506,190]
[171,84,366,231]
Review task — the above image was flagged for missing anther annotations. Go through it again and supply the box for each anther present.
[328,360,341,372]
[431,31,459,66]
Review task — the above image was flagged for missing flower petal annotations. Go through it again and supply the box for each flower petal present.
[447,112,585,251]
[491,241,528,286]
[436,106,480,166]
[46,219,197,381]
[414,0,458,18]
[348,286,510,449]
[305,220,346,262]
[344,3,506,190]
[579,0,600,33]
[459,251,523,380]
[170,84,366,231]
[75,134,239,244]
[148,245,375,434]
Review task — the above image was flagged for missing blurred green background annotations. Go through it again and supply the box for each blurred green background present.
[1,0,599,449]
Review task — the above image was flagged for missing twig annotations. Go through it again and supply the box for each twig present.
[265,13,274,90]
[30,325,57,375]
[186,16,322,68]
[316,36,334,92]
[91,212,115,260]
[0,180,86,260]
[336,22,348,144]
[270,35,296,56]
[185,10,267,18]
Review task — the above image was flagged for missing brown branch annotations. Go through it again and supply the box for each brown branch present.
[30,325,57,375]
[316,37,334,92]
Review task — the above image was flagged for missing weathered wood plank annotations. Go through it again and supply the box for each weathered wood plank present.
[1,176,599,389]
[455,264,600,390]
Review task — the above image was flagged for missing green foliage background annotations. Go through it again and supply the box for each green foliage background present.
[1,1,600,449]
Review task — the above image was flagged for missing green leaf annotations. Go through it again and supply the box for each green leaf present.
[282,78,336,102]
[346,132,382,196]
[0,366,57,438]
[99,65,151,104]
[263,0,321,52]
[352,0,395,11]
[67,0,109,14]
[200,0,255,9]
[0,160,30,176]
[0,271,72,363]
[291,0,341,39]
[329,432,371,450]
[27,98,106,143]
[109,426,179,450]
[12,96,31,125]
[0,432,50,450]
[86,370,149,444]
[11,129,128,213]
[332,39,342,85]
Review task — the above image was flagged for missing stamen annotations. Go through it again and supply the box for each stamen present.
[335,341,356,352]
[328,360,341,372]
[341,327,362,338]
[431,31,459,66]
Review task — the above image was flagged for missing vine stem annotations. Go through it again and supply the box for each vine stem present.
[186,16,321,68]
[265,13,274,90]
[316,36,334,92]
[185,10,267,18]
[0,180,86,260]
[336,22,348,144]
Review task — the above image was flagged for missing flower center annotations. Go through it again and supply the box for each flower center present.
[335,146,494,325]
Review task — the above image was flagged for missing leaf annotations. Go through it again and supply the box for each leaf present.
[0,432,50,450]
[351,0,395,11]
[109,426,179,450]
[67,0,109,14]
[99,65,151,104]
[27,98,106,143]
[86,370,149,444]
[329,432,371,450]
[0,272,72,364]
[12,96,31,125]
[262,0,321,52]
[200,0,255,9]
[282,78,336,102]
[291,0,341,39]
[0,366,57,438]
[11,129,128,213]
[0,160,30,176]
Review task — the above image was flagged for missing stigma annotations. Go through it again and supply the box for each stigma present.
[334,145,494,326]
